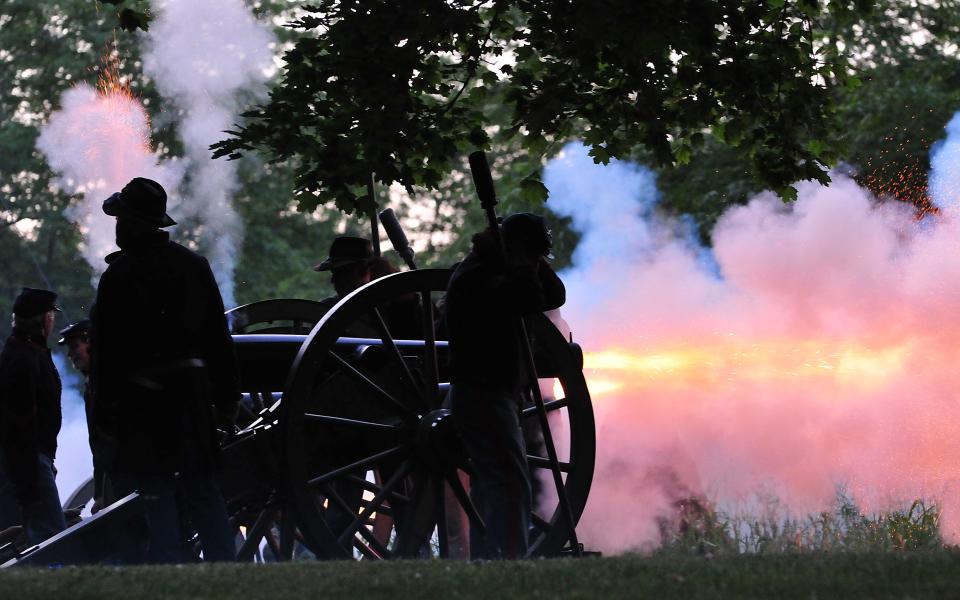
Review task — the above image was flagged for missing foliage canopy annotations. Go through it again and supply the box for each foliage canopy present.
[214,0,869,213]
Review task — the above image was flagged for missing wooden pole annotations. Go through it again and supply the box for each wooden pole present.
[368,172,381,257]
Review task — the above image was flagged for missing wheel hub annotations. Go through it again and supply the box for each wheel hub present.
[414,409,466,472]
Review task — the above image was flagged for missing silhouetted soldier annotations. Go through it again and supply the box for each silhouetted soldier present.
[313,236,377,335]
[91,177,239,563]
[58,320,113,513]
[0,288,67,543]
[445,213,565,559]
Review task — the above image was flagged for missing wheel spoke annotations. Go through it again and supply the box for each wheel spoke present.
[527,455,571,472]
[307,445,408,488]
[370,306,426,410]
[444,469,486,536]
[321,483,393,559]
[303,412,403,433]
[353,537,384,560]
[337,462,412,546]
[344,474,411,504]
[236,508,276,562]
[531,511,551,532]
[419,290,440,409]
[359,499,394,517]
[521,397,568,418]
[327,350,415,418]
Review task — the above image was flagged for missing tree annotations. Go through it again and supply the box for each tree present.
[0,0,335,341]
[0,1,153,338]
[214,0,866,216]
[655,0,960,239]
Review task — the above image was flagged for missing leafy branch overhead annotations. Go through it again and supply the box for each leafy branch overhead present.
[213,0,872,213]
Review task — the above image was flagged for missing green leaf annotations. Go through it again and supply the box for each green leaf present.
[806,138,827,156]
[777,186,798,202]
[588,145,611,165]
[520,178,549,204]
[118,8,150,32]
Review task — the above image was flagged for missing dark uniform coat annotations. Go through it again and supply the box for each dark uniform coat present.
[0,331,62,500]
[91,230,240,475]
[445,237,566,391]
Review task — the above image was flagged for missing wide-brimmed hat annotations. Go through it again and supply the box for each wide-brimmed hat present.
[58,319,91,345]
[13,288,61,318]
[103,177,176,228]
[313,236,374,271]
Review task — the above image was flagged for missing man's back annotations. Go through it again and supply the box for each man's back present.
[92,229,239,474]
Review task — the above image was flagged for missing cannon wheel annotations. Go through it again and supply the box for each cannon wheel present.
[63,477,96,512]
[223,298,328,562]
[280,268,595,559]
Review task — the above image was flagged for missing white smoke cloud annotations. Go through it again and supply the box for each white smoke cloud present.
[142,0,275,307]
[36,84,184,275]
[52,353,93,505]
[928,112,960,214]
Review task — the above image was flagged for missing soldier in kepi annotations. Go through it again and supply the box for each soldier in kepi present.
[91,177,240,563]
[0,288,67,544]
[444,213,565,559]
[58,320,113,514]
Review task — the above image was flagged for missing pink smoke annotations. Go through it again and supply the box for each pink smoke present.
[546,143,960,553]
[36,83,183,275]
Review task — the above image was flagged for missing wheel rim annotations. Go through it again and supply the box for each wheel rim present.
[280,268,595,559]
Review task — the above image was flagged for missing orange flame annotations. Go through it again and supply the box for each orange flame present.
[583,339,913,398]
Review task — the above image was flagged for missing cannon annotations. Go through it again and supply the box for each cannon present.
[7,152,595,564]
[222,267,595,560]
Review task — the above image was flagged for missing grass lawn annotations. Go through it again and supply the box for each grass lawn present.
[1,552,959,599]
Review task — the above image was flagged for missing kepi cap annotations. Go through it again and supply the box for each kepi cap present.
[13,288,61,318]
[57,319,91,345]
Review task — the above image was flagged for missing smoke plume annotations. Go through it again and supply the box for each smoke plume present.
[929,112,960,214]
[545,140,960,553]
[36,84,183,274]
[142,0,275,307]
[52,353,93,506]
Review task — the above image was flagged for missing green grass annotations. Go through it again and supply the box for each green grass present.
[2,553,960,600]
[658,493,944,555]
[0,494,951,599]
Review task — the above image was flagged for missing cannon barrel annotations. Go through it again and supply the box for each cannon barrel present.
[231,334,582,392]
